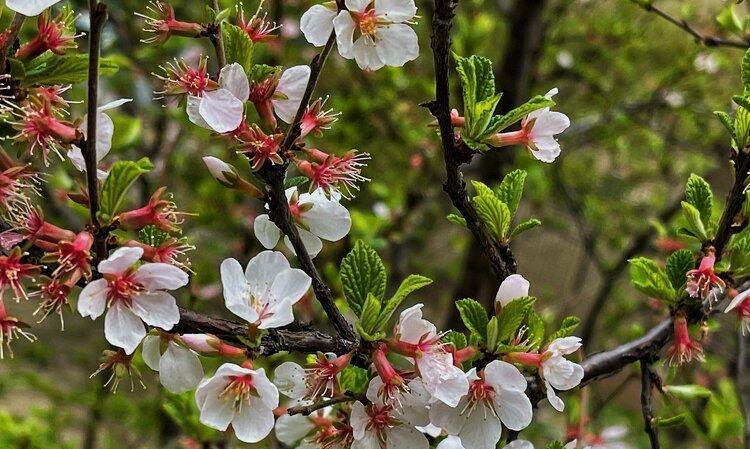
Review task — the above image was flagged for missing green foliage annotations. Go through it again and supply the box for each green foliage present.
[496,296,535,343]
[742,48,750,94]
[453,53,499,149]
[489,95,555,134]
[664,384,713,400]
[680,201,709,242]
[666,249,695,290]
[379,274,433,324]
[0,408,75,449]
[495,169,527,216]
[629,257,676,303]
[222,23,254,74]
[510,218,542,239]
[442,330,468,350]
[461,178,540,242]
[685,174,713,224]
[455,298,489,341]
[548,316,581,341]
[339,365,369,395]
[340,240,387,316]
[99,158,154,221]
[728,233,750,275]
[162,391,220,442]
[473,192,511,240]
[20,53,118,87]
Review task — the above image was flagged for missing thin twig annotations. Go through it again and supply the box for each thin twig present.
[640,358,661,449]
[0,13,25,72]
[286,393,360,415]
[86,0,109,263]
[636,2,749,49]
[209,0,227,69]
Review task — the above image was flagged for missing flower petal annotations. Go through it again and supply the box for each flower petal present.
[270,268,312,306]
[6,0,62,16]
[545,380,565,412]
[141,334,162,371]
[232,403,275,443]
[388,425,429,449]
[493,389,533,431]
[300,4,337,47]
[199,88,244,133]
[186,95,211,129]
[219,63,250,101]
[251,367,280,409]
[284,227,324,258]
[98,247,143,275]
[104,302,146,354]
[353,37,384,71]
[273,361,307,399]
[484,360,527,392]
[374,24,419,68]
[77,278,108,319]
[245,250,291,298]
[375,0,417,22]
[495,274,530,308]
[131,291,180,331]
[345,0,371,12]
[275,414,316,445]
[458,404,502,449]
[303,195,352,241]
[159,342,203,393]
[333,12,357,58]
[273,66,311,124]
[221,258,258,323]
[134,263,189,291]
[253,214,282,249]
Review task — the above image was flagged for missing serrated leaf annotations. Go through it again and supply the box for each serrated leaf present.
[486,95,555,135]
[284,176,309,189]
[248,63,280,83]
[358,293,382,336]
[666,249,695,290]
[471,180,494,198]
[99,158,154,219]
[525,311,545,349]
[340,241,387,317]
[497,296,535,342]
[469,93,502,138]
[378,275,432,328]
[453,53,498,138]
[714,111,739,147]
[486,316,499,351]
[495,169,527,216]
[742,47,750,94]
[447,213,467,228]
[548,316,581,341]
[473,194,511,240]
[222,23,254,74]
[21,54,118,87]
[510,218,541,239]
[629,257,675,302]
[442,331,467,350]
[455,298,489,341]
[685,174,713,224]
[681,201,709,242]
[339,366,368,394]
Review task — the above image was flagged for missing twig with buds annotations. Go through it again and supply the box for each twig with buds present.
[286,392,362,416]
[0,14,26,72]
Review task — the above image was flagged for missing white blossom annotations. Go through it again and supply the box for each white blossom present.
[521,88,570,163]
[300,3,338,47]
[142,334,203,393]
[495,274,530,308]
[187,63,249,133]
[6,0,62,16]
[541,337,584,411]
[273,65,311,124]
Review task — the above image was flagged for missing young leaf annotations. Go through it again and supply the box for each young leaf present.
[496,296,535,342]
[358,293,383,336]
[714,111,738,147]
[471,180,495,198]
[486,95,555,135]
[222,23,254,73]
[339,365,369,394]
[453,53,497,139]
[455,298,489,341]
[685,174,713,224]
[525,311,546,349]
[442,331,468,350]
[548,316,581,341]
[284,176,309,189]
[486,316,500,352]
[629,257,675,302]
[510,218,542,239]
[663,384,713,400]
[681,201,709,242]
[340,240,387,316]
[378,275,433,327]
[495,169,527,217]
[665,249,695,290]
[99,158,154,219]
[742,48,750,94]
[447,213,468,228]
[21,54,119,87]
[473,194,511,240]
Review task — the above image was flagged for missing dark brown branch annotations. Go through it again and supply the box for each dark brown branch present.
[636,2,749,49]
[174,307,357,356]
[286,393,360,416]
[640,358,661,449]
[712,152,750,256]
[424,0,516,282]
[85,0,109,264]
[209,0,226,69]
[0,13,25,72]
[737,327,750,449]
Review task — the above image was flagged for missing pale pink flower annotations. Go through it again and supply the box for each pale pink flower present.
[186,63,250,133]
[495,274,530,308]
[142,334,203,393]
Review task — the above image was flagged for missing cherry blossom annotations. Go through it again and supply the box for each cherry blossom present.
[6,0,63,17]
[237,2,281,42]
[249,65,310,128]
[725,289,750,334]
[390,303,469,407]
[142,333,204,393]
[15,8,80,61]
[274,352,352,400]
[202,156,238,187]
[220,251,312,329]
[136,1,205,44]
[254,187,352,258]
[186,63,250,133]
[332,0,419,71]
[487,89,570,163]
[276,407,353,449]
[295,148,370,198]
[195,362,279,443]
[665,312,704,366]
[117,187,186,233]
[0,299,36,358]
[77,247,189,354]
[429,361,533,449]
[300,2,338,47]
[495,274,530,308]
[0,247,41,301]
[349,376,430,449]
[686,252,725,299]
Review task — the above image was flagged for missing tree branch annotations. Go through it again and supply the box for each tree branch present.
[286,393,360,416]
[640,358,661,449]
[635,2,750,49]
[209,0,226,69]
[0,13,25,72]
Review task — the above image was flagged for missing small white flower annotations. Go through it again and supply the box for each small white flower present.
[195,363,279,443]
[394,304,469,407]
[275,412,318,447]
[68,98,133,180]
[202,156,237,186]
[273,65,311,124]
[254,187,351,258]
[77,247,189,354]
[333,0,419,71]
[220,251,312,329]
[350,376,430,449]
[6,0,62,16]
[187,63,249,133]
[142,334,203,393]
[495,274,530,308]
[694,53,719,74]
[437,435,466,449]
[541,337,584,411]
[429,361,533,449]
[300,2,338,47]
[521,88,570,163]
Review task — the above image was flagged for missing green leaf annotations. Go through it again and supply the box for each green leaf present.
[486,95,555,135]
[497,296,535,342]
[742,47,750,94]
[453,53,497,139]
[473,194,511,240]
[486,316,500,351]
[455,298,489,341]
[714,111,739,147]
[469,93,502,139]
[510,218,542,239]
[442,331,468,350]
[21,54,118,87]
[717,4,743,34]
[666,249,695,290]
[378,275,433,327]
[681,201,709,242]
[685,174,713,224]
[339,366,369,395]
[495,169,527,217]
[284,176,309,189]
[248,64,280,83]
[628,257,675,302]
[525,311,545,349]
[358,293,383,337]
[653,414,687,428]
[471,180,495,198]
[446,213,467,228]
[99,158,154,219]
[664,384,713,400]
[548,316,581,341]
[222,23,255,73]
[340,240,387,317]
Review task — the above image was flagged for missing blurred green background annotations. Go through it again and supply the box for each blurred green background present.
[1,0,748,447]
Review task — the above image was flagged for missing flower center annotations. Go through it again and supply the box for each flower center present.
[106,273,144,307]
[355,10,379,36]
[222,375,256,411]
[468,378,494,403]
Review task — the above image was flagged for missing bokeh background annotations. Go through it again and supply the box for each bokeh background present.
[0,0,747,447]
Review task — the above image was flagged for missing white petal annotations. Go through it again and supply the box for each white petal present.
[503,441,535,449]
[493,389,533,431]
[495,274,530,308]
[484,360,527,392]
[197,387,235,430]
[254,214,282,249]
[545,380,565,412]
[245,250,291,298]
[270,268,312,305]
[258,298,295,329]
[350,401,370,440]
[131,291,180,330]
[187,95,211,129]
[375,0,417,22]
[141,334,162,371]
[396,304,436,344]
[543,356,584,391]
[199,89,245,133]
[417,352,469,407]
[252,367,280,409]
[531,145,561,163]
[438,436,466,449]
[345,0,371,12]
[284,227,324,258]
[429,398,466,435]
[202,156,235,184]
[375,24,419,67]
[98,98,133,112]
[458,405,502,449]
[398,379,431,427]
[77,278,108,319]
[547,337,582,356]
[531,110,570,136]
[300,4,337,47]
[67,146,86,171]
[353,37,384,71]
[98,247,143,275]
[104,302,146,354]
[159,342,203,393]
[6,0,62,16]
[273,361,308,399]
[333,12,357,58]
[387,425,429,449]
[275,414,316,445]
[219,63,250,101]
[726,289,750,313]
[303,196,352,241]
[273,66,311,124]
[134,263,189,291]
[221,258,258,323]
